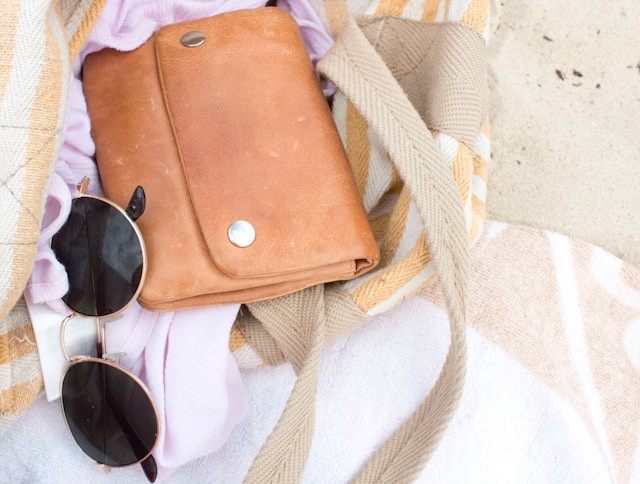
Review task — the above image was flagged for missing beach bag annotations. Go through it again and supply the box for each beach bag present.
[0,0,490,480]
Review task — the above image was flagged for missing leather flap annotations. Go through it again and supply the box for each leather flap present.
[154,9,377,279]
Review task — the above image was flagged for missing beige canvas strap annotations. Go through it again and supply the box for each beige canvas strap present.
[245,17,474,483]
[318,18,469,481]
[244,285,327,483]
[244,284,367,483]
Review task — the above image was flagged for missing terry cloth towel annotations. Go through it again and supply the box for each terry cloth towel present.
[0,0,490,441]
[1,222,639,482]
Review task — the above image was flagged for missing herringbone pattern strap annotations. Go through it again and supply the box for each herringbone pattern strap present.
[244,285,327,483]
[244,17,473,483]
[318,18,468,483]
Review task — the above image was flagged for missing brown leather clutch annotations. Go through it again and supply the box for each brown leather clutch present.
[82,8,379,311]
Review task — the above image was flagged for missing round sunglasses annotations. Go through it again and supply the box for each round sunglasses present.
[51,177,159,482]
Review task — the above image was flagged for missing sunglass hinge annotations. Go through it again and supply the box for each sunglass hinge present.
[76,176,91,196]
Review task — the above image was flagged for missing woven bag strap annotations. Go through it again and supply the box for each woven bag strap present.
[318,17,469,481]
[244,284,328,483]
[245,17,470,483]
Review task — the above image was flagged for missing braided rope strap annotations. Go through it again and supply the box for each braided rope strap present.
[245,17,476,483]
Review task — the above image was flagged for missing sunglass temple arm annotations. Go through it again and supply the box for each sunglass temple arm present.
[96,316,157,482]
[96,318,105,358]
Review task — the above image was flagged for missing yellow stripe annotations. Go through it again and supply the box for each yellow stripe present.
[379,187,411,266]
[369,213,391,240]
[388,165,404,194]
[324,0,349,38]
[481,117,490,137]
[352,233,431,311]
[444,0,452,18]
[375,0,410,17]
[422,0,440,22]
[229,323,249,352]
[68,0,106,63]
[53,0,63,22]
[0,325,37,366]
[450,142,473,202]
[346,101,370,197]
[0,377,43,415]
[472,194,485,219]
[473,154,488,183]
[461,0,489,34]
[4,8,64,319]
[0,0,22,100]
[468,214,483,245]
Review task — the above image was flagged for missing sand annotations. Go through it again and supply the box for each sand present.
[486,0,640,267]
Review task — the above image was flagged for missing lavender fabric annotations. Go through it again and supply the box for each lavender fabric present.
[26,0,333,478]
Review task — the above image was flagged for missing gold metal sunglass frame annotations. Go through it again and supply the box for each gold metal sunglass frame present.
[56,177,159,481]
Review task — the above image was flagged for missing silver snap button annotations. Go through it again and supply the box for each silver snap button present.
[180,31,206,47]
[228,221,256,248]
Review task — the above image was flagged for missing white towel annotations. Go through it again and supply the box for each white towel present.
[2,223,639,483]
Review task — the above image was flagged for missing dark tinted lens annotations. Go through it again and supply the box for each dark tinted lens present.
[51,197,143,317]
[61,360,158,466]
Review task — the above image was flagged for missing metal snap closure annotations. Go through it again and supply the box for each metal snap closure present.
[228,221,256,248]
[180,31,206,47]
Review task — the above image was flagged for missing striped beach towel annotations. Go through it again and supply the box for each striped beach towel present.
[0,1,489,475]
[2,1,640,481]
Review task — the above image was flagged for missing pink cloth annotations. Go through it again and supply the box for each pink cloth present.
[26,0,334,479]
